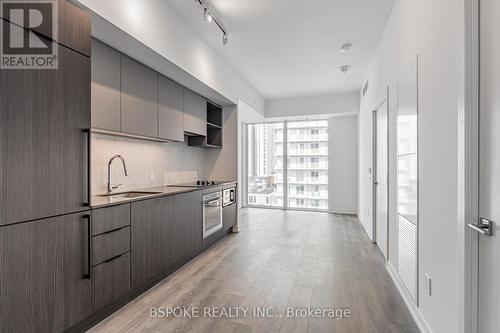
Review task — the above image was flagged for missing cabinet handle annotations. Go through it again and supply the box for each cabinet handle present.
[101,226,126,235]
[83,214,91,279]
[103,253,124,264]
[83,129,91,207]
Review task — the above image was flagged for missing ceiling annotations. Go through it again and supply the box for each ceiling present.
[164,0,395,100]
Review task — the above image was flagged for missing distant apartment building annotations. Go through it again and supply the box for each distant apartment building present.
[247,121,328,210]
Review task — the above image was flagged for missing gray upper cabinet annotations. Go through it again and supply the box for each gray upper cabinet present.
[183,89,207,136]
[158,76,184,142]
[121,56,158,137]
[91,39,121,131]
[89,41,217,145]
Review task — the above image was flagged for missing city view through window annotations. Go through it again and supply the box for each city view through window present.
[246,120,329,210]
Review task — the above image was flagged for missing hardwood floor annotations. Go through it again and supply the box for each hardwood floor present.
[88,208,419,333]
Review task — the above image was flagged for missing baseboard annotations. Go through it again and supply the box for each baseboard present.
[357,216,374,242]
[328,210,357,215]
[386,262,433,333]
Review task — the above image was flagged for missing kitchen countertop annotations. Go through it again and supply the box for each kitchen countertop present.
[91,181,237,209]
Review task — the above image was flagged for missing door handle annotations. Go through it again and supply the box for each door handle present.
[83,129,91,207]
[468,218,494,236]
[83,214,91,279]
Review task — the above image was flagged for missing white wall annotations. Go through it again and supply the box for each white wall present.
[91,134,206,194]
[329,116,358,214]
[266,92,359,118]
[237,100,265,207]
[206,105,238,181]
[76,0,265,114]
[358,0,462,332]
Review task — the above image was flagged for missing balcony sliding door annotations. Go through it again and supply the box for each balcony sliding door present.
[246,120,329,211]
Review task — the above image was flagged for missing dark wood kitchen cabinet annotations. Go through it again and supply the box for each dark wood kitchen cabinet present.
[158,75,184,142]
[0,212,92,333]
[121,55,158,138]
[92,252,130,311]
[0,39,91,226]
[183,89,207,136]
[130,196,173,288]
[91,39,121,131]
[171,191,203,263]
[91,203,130,236]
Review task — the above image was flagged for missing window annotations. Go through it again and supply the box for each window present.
[295,198,305,207]
[296,185,305,194]
[246,123,284,207]
[246,120,328,210]
[287,120,328,210]
[296,172,305,182]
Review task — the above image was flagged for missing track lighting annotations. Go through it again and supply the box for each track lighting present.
[195,0,228,45]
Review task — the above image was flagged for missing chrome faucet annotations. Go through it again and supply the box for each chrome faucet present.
[107,155,128,193]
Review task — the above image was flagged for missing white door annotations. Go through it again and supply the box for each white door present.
[373,100,389,259]
[477,0,500,331]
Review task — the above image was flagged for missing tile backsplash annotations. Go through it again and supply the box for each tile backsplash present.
[91,134,206,194]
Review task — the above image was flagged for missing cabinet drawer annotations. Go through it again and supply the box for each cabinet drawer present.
[92,204,130,236]
[92,227,130,266]
[93,252,130,311]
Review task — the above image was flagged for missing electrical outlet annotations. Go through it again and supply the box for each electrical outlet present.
[425,274,432,296]
[149,172,155,183]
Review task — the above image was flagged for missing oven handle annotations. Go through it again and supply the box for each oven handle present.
[205,199,221,207]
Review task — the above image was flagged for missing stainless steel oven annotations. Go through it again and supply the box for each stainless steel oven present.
[202,191,223,239]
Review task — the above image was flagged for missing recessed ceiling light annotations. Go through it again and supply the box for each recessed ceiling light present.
[340,43,353,53]
[339,65,351,74]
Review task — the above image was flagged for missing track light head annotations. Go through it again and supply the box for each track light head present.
[222,33,228,45]
[203,8,213,22]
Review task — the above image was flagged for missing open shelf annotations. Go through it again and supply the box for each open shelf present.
[207,122,222,129]
[187,135,222,149]
[207,102,223,127]
[188,101,223,149]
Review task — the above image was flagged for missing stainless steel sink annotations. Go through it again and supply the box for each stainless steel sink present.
[98,191,162,201]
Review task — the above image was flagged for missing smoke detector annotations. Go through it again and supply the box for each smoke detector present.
[340,43,352,53]
[339,65,351,74]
